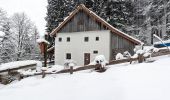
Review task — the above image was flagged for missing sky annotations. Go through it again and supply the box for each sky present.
[0,0,47,35]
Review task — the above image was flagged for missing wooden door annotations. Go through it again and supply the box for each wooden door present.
[84,53,90,65]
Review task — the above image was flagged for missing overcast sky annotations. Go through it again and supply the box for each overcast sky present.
[0,0,47,35]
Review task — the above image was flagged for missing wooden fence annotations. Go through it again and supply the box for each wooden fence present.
[0,63,37,73]
[0,48,170,84]
[24,49,170,77]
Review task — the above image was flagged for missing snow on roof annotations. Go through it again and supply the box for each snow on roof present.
[154,39,170,45]
[37,38,50,44]
[0,60,42,71]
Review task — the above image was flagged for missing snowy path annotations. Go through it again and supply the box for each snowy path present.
[0,56,170,100]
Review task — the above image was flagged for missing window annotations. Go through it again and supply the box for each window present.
[93,50,98,54]
[96,37,99,41]
[84,37,89,42]
[66,53,71,59]
[58,37,62,42]
[67,37,70,42]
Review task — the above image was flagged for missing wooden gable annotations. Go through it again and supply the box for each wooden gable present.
[59,10,106,33]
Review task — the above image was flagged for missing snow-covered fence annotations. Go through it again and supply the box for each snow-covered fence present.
[1,48,170,84]
[0,61,41,73]
[19,64,103,80]
[21,49,170,75]
[0,60,42,84]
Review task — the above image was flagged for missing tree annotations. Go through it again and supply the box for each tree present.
[11,13,40,61]
[0,8,16,63]
[45,0,79,47]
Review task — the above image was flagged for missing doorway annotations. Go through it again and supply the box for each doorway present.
[84,53,90,65]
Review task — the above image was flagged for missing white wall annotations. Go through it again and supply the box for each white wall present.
[55,30,111,66]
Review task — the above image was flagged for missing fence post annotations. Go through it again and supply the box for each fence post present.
[42,70,46,78]
[7,69,10,75]
[138,54,144,63]
[18,74,22,81]
[70,66,73,74]
[129,58,132,64]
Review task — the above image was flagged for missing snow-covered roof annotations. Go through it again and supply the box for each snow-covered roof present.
[154,39,170,45]
[50,4,142,45]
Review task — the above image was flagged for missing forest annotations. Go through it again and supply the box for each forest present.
[46,0,170,45]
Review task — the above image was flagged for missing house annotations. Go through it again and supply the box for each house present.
[49,4,141,66]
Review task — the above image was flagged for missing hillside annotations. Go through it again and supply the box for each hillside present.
[0,55,170,100]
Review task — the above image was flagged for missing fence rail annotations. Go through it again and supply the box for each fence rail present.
[0,63,37,73]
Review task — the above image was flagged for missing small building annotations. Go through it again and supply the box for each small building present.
[50,4,141,66]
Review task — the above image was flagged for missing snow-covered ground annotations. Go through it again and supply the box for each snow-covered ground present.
[0,56,170,100]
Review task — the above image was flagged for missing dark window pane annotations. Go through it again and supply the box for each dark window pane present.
[66,53,71,59]
[84,37,89,42]
[67,37,70,42]
[93,50,98,54]
[59,37,62,42]
[96,37,99,41]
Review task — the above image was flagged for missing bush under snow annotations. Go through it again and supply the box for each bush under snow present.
[115,53,125,60]
[123,51,131,58]
[64,60,76,69]
[91,55,108,68]
[133,46,160,58]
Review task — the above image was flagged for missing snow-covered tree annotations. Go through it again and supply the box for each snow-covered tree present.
[11,13,40,61]
[0,8,16,63]
[104,0,134,31]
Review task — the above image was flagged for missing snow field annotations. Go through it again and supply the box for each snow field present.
[0,56,170,100]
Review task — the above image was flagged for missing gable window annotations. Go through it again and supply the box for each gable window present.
[84,37,89,42]
[93,50,98,54]
[58,37,62,42]
[96,37,99,41]
[67,37,70,42]
[78,19,84,31]
[66,53,71,59]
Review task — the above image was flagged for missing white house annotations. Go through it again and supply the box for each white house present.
[49,4,141,66]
